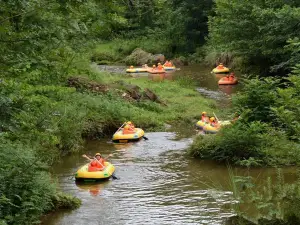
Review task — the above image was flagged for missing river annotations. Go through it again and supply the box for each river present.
[42,65,295,225]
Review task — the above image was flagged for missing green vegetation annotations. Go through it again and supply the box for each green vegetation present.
[0,1,217,223]
[189,70,300,166]
[206,0,300,75]
[190,1,300,167]
[226,169,300,225]
[2,0,300,223]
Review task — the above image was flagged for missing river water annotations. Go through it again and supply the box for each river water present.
[42,65,295,225]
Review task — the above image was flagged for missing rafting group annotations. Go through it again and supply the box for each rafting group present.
[75,121,146,182]
[126,60,177,74]
[196,111,239,134]
[212,63,238,85]
[74,63,238,183]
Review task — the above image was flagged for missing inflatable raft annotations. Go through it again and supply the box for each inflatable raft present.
[163,66,176,71]
[212,67,230,74]
[126,68,148,73]
[75,162,115,181]
[147,69,166,74]
[203,120,231,134]
[112,128,145,143]
[218,77,238,85]
[196,120,208,129]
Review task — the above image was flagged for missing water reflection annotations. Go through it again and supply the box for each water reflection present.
[113,142,134,151]
[218,85,235,96]
[147,72,175,82]
[75,181,108,196]
[97,64,242,97]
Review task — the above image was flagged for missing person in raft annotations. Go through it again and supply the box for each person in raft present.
[209,117,219,127]
[123,124,135,134]
[82,153,113,171]
[201,112,209,123]
[126,121,135,130]
[229,72,235,80]
[157,63,164,70]
[129,65,134,69]
[164,60,173,67]
[151,65,156,71]
[216,63,224,69]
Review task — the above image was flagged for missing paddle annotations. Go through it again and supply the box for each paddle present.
[142,136,149,140]
[213,112,220,122]
[116,122,127,133]
[93,156,120,180]
[85,154,119,180]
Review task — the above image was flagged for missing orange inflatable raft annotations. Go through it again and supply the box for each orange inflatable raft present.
[147,69,166,74]
[218,77,238,85]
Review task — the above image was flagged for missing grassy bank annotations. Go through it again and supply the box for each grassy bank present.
[80,66,218,133]
[91,38,171,65]
[189,75,300,167]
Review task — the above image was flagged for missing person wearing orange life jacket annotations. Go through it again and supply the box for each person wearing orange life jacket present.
[82,153,112,172]
[209,117,219,128]
[123,124,135,134]
[129,65,134,69]
[229,72,235,81]
[216,63,224,69]
[157,63,163,70]
[151,65,156,71]
[126,121,135,130]
[201,112,209,123]
[164,60,173,67]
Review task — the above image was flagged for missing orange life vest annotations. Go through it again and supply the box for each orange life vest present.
[201,116,208,122]
[88,159,105,171]
[157,65,163,70]
[123,128,135,134]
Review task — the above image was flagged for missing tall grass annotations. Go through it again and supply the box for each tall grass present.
[91,38,172,65]
[227,168,300,224]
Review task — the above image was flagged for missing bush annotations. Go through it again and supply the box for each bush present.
[189,121,300,166]
[232,77,279,123]
[0,138,81,225]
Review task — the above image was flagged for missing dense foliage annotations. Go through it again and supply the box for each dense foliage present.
[2,0,300,224]
[206,0,300,75]
[189,67,300,167]
[0,1,127,224]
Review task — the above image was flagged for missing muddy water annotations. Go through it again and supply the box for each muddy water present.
[43,133,235,225]
[98,64,243,99]
[43,131,296,225]
[42,65,295,224]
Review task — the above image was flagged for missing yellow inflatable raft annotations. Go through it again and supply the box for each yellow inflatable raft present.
[203,120,231,134]
[212,67,230,74]
[75,162,115,181]
[112,128,145,143]
[196,120,208,129]
[126,68,148,73]
[163,66,176,71]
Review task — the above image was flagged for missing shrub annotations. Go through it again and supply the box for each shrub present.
[189,121,300,166]
[0,138,81,225]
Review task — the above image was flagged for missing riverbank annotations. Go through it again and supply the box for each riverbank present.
[1,56,222,224]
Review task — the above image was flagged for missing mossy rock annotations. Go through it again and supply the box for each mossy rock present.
[124,48,165,66]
